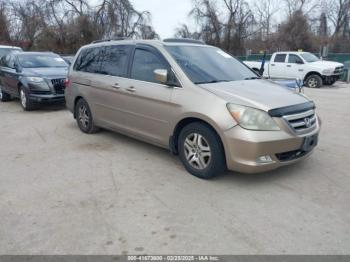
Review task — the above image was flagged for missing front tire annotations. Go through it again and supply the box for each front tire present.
[305,74,323,88]
[324,78,336,86]
[20,87,36,111]
[178,122,226,179]
[75,98,99,134]
[0,87,11,102]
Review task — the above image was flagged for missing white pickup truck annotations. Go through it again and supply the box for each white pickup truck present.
[244,52,344,88]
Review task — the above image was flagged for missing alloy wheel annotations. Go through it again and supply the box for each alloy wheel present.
[20,89,27,108]
[308,78,318,88]
[184,133,211,170]
[78,105,89,129]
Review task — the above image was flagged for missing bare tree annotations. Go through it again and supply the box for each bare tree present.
[175,24,201,39]
[188,0,255,54]
[0,1,11,44]
[253,0,278,45]
[278,10,313,50]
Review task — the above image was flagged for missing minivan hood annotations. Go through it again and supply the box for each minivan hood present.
[309,60,343,69]
[22,67,68,78]
[199,79,310,111]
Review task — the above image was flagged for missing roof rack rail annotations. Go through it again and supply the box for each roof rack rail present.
[163,38,205,45]
[91,37,128,44]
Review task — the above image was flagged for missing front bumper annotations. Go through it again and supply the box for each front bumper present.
[28,94,65,104]
[222,122,320,174]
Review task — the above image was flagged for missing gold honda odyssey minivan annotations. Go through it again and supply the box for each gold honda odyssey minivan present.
[65,38,320,179]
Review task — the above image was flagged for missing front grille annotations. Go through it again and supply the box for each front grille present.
[31,90,51,95]
[51,78,65,94]
[283,109,317,133]
[334,66,344,74]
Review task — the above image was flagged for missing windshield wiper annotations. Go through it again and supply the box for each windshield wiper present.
[195,80,231,84]
[245,77,261,80]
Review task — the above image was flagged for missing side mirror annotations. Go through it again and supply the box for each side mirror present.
[14,63,22,73]
[154,69,168,84]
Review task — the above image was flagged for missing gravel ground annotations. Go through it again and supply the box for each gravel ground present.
[0,82,349,255]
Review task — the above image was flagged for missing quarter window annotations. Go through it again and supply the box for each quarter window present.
[74,47,104,73]
[131,49,168,83]
[100,45,132,77]
[274,54,287,63]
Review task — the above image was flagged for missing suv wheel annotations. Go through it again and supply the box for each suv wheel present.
[0,87,11,102]
[305,75,322,88]
[20,87,35,111]
[75,99,99,134]
[178,122,226,179]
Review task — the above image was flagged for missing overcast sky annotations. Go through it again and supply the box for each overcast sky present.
[130,0,196,39]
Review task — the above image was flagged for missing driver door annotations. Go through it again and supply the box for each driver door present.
[285,54,305,79]
[0,54,19,96]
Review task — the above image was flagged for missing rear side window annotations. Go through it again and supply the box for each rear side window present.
[131,49,168,83]
[274,54,287,63]
[100,45,132,77]
[74,47,104,73]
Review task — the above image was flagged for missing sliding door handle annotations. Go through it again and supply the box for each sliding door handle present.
[126,86,136,93]
[112,83,121,89]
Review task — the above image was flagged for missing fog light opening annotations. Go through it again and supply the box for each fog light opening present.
[257,155,273,164]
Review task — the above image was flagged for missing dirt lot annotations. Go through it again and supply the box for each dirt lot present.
[0,83,349,255]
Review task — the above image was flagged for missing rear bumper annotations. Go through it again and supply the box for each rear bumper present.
[222,123,320,174]
[28,94,65,103]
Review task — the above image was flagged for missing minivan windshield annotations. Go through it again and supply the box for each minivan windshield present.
[165,45,258,84]
[18,54,68,68]
[300,53,320,63]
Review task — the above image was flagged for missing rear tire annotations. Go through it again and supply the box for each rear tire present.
[178,122,226,179]
[75,98,99,134]
[305,74,323,88]
[0,87,11,102]
[20,87,36,111]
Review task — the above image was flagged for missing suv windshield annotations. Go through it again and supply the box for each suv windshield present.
[165,45,258,84]
[18,54,68,68]
[300,53,320,63]
[0,48,21,58]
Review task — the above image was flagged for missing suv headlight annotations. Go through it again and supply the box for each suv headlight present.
[227,104,280,131]
[27,77,45,82]
[26,77,50,90]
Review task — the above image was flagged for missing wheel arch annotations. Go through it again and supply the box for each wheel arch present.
[303,71,322,82]
[170,116,226,157]
[73,96,85,118]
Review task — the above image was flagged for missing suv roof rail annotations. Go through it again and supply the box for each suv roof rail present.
[163,38,205,45]
[91,37,128,44]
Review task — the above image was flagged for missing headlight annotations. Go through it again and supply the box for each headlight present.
[26,77,50,90]
[227,104,280,131]
[322,68,334,75]
[27,77,45,82]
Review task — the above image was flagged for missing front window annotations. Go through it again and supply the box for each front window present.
[164,45,258,84]
[300,53,320,63]
[18,54,68,68]
[131,48,168,83]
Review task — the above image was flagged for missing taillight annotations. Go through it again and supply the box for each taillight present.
[64,78,70,89]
